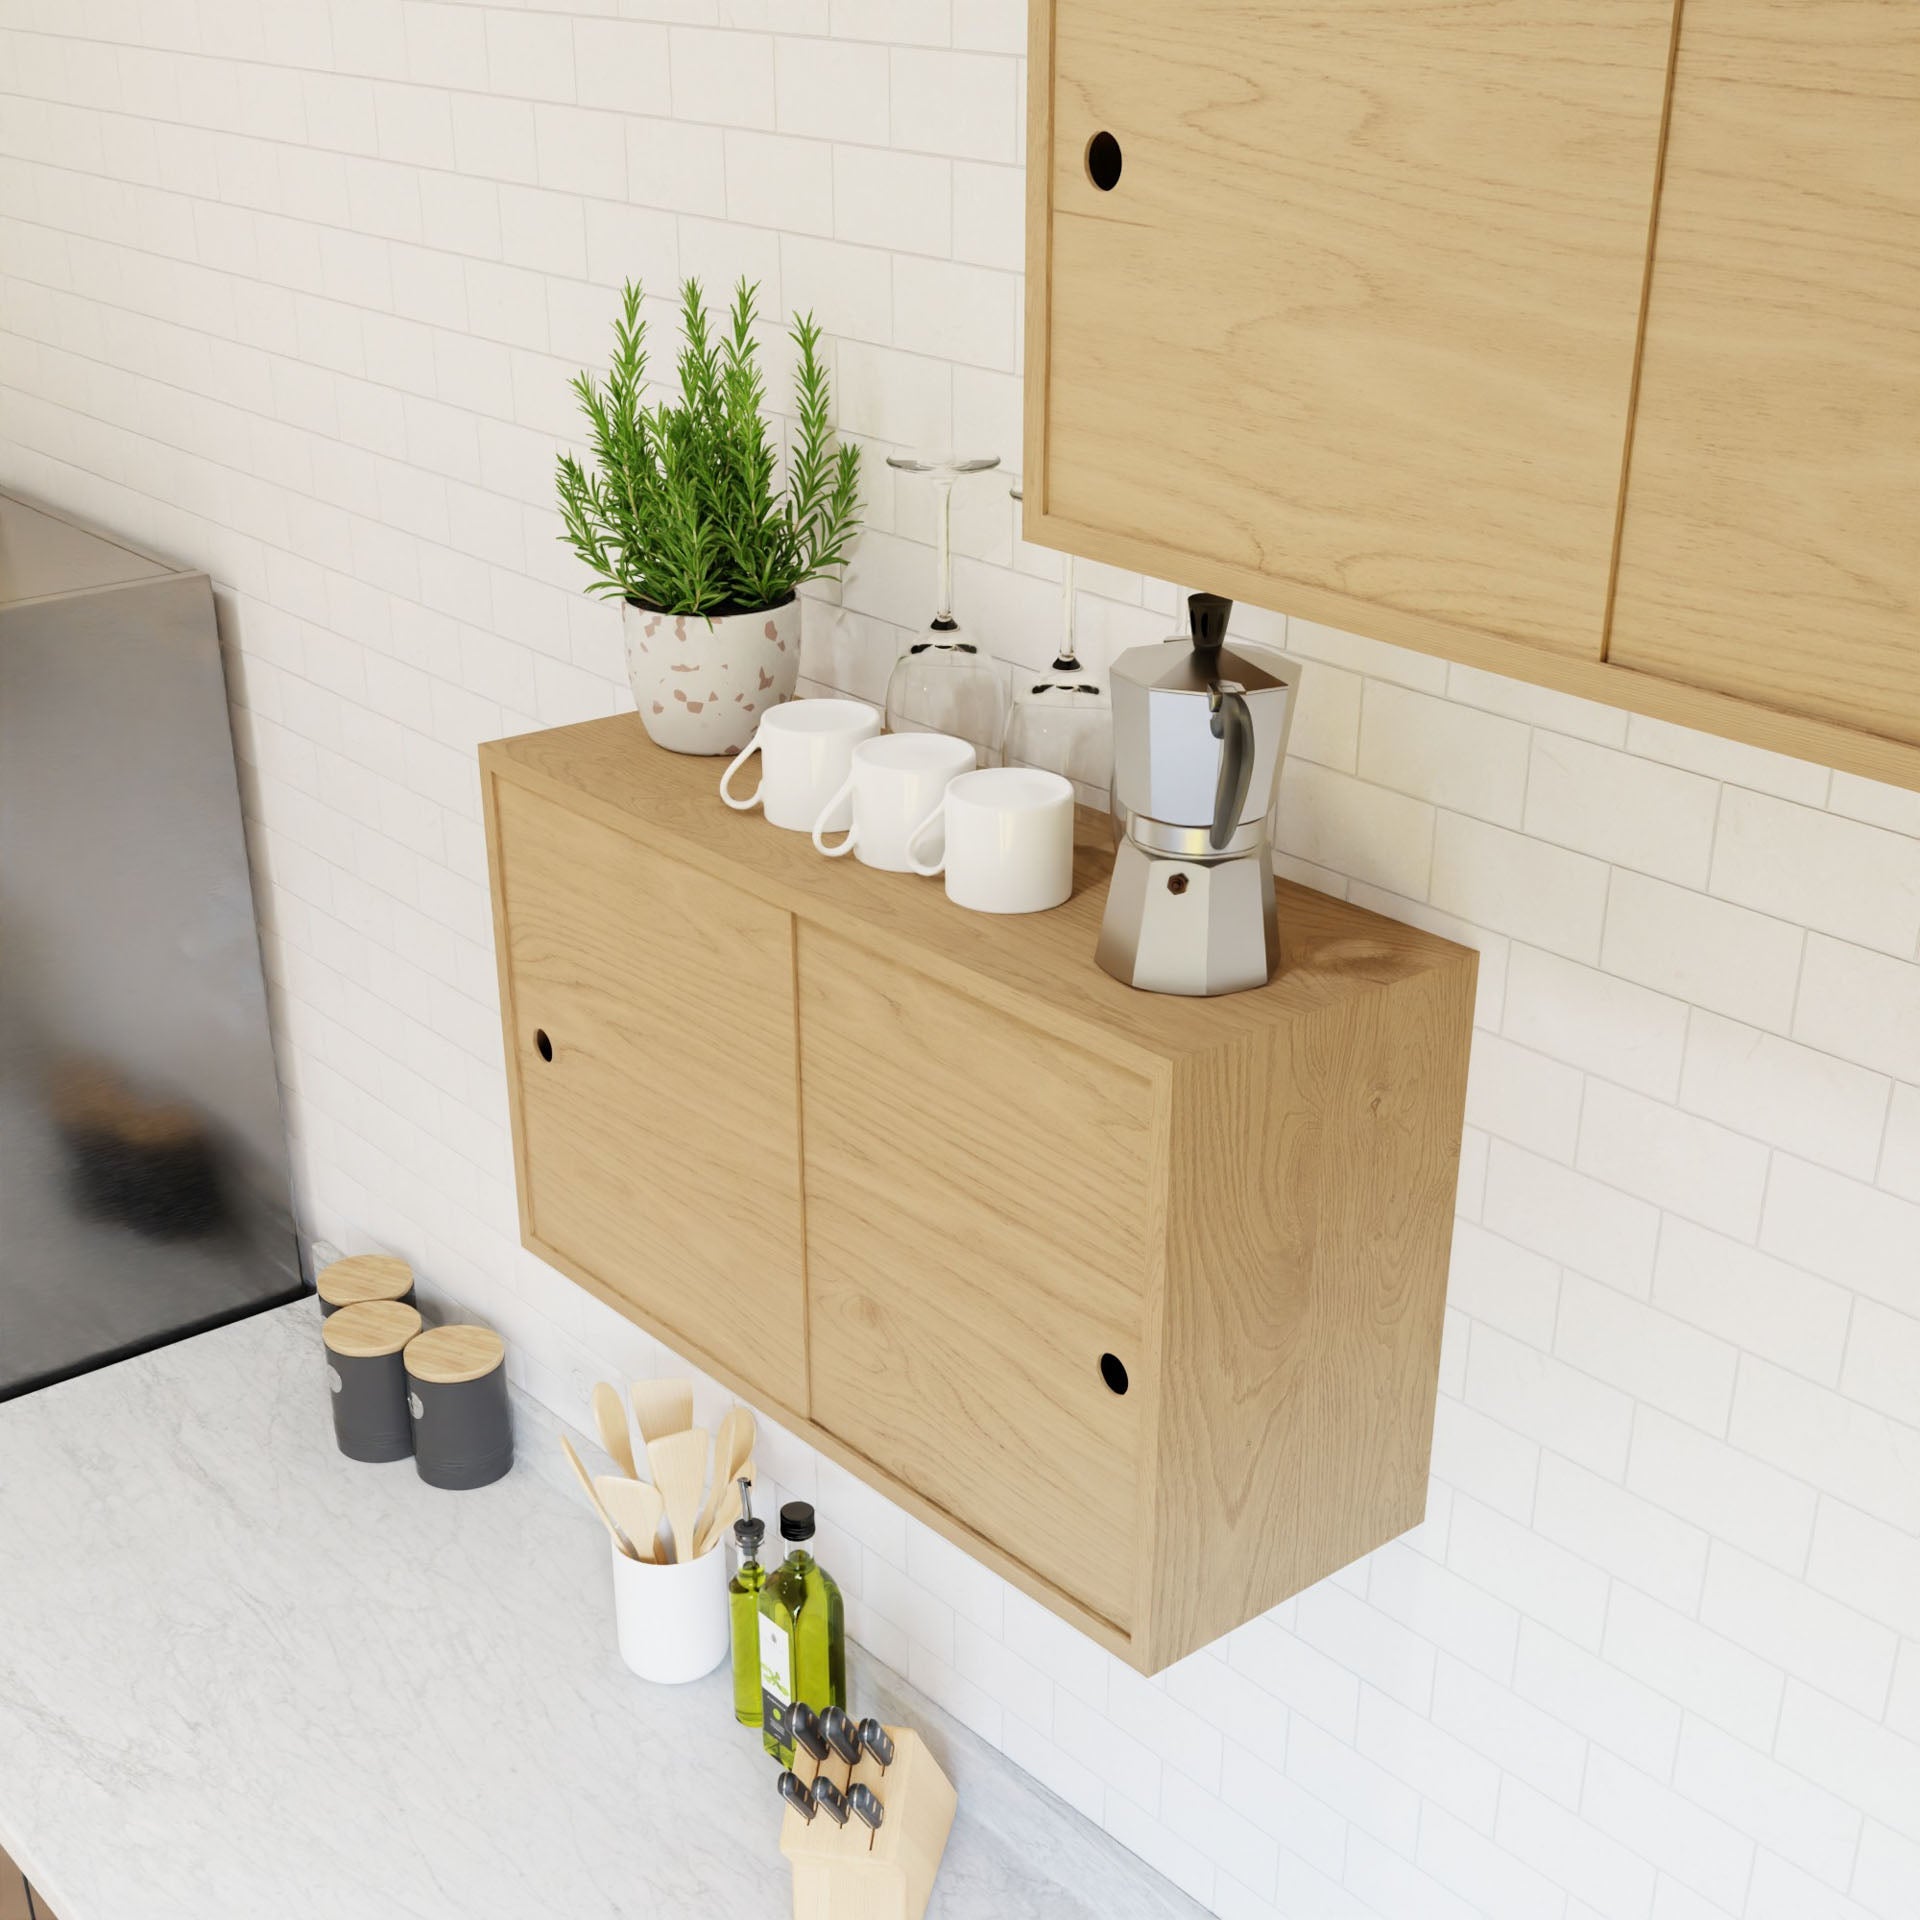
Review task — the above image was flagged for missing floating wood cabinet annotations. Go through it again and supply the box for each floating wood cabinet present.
[483,719,1475,1671]
[1026,0,1920,791]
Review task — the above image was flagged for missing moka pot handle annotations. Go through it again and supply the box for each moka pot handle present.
[1208,684,1255,851]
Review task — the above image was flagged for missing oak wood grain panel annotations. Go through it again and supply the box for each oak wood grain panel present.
[491,778,809,1409]
[1036,0,1677,658]
[798,926,1155,1629]
[1140,961,1474,1663]
[1608,0,1920,742]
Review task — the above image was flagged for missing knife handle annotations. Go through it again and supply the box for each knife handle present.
[848,1782,885,1833]
[789,1700,830,1763]
[821,1704,862,1767]
[811,1773,851,1827]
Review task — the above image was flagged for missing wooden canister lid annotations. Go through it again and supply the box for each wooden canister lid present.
[323,1300,423,1359]
[46,1061,204,1147]
[318,1253,415,1311]
[405,1325,505,1385]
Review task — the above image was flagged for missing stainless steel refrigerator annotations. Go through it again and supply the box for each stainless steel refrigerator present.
[0,494,301,1398]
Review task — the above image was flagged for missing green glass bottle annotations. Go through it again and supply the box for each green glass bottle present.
[727,1482,767,1730]
[758,1501,846,1763]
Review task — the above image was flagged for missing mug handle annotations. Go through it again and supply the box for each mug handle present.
[905,800,948,877]
[718,731,766,811]
[811,771,859,858]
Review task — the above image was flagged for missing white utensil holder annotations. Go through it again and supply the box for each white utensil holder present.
[610,1533,730,1684]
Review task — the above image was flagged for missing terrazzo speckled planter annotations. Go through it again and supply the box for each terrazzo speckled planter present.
[623,595,801,756]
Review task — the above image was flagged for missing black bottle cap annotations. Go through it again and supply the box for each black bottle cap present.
[780,1500,816,1543]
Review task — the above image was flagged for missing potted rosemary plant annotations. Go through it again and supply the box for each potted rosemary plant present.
[557,277,862,755]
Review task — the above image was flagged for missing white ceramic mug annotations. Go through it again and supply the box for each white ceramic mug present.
[810,733,976,872]
[719,699,880,832]
[907,767,1076,913]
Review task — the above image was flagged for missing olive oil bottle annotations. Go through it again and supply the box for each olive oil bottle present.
[758,1501,845,1762]
[728,1482,767,1730]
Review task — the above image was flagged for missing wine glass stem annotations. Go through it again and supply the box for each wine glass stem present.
[935,477,955,626]
[1060,552,1078,667]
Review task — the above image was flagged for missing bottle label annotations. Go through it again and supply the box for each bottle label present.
[759,1612,793,1745]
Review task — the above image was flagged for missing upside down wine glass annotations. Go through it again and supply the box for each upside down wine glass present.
[883,454,1007,766]
[1003,483,1114,800]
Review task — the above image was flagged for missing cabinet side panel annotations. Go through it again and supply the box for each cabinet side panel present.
[1043,0,1676,660]
[1608,0,1920,742]
[481,761,535,1247]
[493,780,810,1410]
[1144,959,1474,1665]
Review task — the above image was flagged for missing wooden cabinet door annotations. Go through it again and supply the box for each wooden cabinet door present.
[797,927,1156,1631]
[1608,2,1920,743]
[490,780,808,1410]
[1030,0,1678,660]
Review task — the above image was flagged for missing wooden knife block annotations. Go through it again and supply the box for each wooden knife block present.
[779,1726,955,1920]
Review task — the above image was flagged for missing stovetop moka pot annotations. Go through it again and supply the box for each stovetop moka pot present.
[1096,593,1294,996]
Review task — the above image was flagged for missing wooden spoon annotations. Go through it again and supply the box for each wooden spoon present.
[561,1435,639,1558]
[630,1377,694,1448]
[692,1406,757,1551]
[590,1381,638,1478]
[647,1427,709,1564]
[596,1474,665,1566]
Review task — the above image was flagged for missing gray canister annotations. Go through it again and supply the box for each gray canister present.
[323,1301,423,1462]
[317,1252,418,1319]
[404,1325,513,1491]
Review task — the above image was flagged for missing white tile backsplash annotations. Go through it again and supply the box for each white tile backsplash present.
[1601,869,1807,1034]
[1431,810,1611,961]
[1711,788,1920,960]
[1522,733,1720,889]
[1853,1823,1920,1920]
[1794,933,1920,1084]
[1678,1011,1891,1179]
[4,10,1919,1919]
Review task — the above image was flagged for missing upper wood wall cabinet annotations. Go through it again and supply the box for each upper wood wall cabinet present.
[1026,0,1920,790]
[1026,0,1679,661]
[483,721,1475,1671]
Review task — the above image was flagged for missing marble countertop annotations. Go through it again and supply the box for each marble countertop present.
[0,1301,1203,1920]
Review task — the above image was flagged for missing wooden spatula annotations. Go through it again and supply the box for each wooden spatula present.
[647,1427,709,1564]
[692,1406,757,1551]
[596,1474,665,1566]
[630,1376,694,1447]
[561,1435,639,1558]
[590,1381,638,1478]
[695,1474,745,1559]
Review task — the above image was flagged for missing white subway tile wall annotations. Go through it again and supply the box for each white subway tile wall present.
[1,9,1917,1918]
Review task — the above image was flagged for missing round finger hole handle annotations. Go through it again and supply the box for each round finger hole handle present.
[1099,1352,1129,1395]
